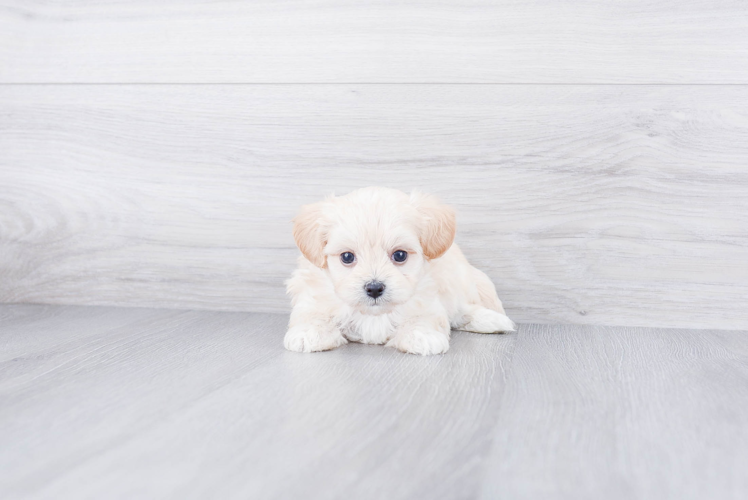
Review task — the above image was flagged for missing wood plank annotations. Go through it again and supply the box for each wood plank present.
[479,324,748,500]
[0,305,517,499]
[1,85,748,329]
[1,1,747,83]
[0,303,180,361]
[0,306,287,497]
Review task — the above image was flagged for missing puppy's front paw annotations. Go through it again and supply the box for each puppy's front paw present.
[463,308,516,333]
[386,329,450,356]
[284,325,347,353]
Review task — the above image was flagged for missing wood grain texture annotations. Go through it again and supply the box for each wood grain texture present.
[2,85,748,328]
[1,1,748,83]
[0,304,517,499]
[2,305,747,498]
[479,323,748,500]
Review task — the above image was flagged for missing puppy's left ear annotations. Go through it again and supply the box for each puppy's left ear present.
[410,191,456,260]
[292,201,328,268]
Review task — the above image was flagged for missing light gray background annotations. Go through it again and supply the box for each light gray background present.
[2,1,748,329]
[2,4,748,499]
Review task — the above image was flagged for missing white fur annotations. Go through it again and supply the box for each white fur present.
[285,187,514,356]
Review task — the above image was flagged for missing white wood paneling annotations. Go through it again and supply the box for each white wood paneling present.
[1,85,747,328]
[1,1,748,83]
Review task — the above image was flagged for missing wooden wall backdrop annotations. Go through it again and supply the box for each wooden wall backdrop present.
[2,1,748,83]
[1,1,748,329]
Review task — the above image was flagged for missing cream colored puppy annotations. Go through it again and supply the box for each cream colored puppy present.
[285,187,514,356]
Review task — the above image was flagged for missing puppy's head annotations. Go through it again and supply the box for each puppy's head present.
[292,187,455,314]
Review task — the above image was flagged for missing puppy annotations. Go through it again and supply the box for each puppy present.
[284,187,514,356]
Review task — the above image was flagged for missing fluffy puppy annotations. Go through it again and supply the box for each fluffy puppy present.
[285,187,514,356]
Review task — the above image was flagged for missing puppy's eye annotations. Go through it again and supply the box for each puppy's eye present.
[391,250,408,263]
[340,252,356,265]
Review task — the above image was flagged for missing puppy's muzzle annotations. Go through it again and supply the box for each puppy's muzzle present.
[364,281,386,299]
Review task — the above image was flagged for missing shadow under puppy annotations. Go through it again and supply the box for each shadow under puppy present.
[285,187,514,355]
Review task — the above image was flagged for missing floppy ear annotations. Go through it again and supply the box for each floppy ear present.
[292,201,328,268]
[410,191,456,260]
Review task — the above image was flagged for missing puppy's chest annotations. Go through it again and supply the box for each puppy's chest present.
[340,312,397,345]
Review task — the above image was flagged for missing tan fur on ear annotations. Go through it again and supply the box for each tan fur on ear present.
[410,191,456,260]
[292,202,328,268]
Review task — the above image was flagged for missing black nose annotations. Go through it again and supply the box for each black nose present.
[364,281,385,298]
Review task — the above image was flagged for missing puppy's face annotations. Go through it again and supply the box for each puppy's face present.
[293,187,456,315]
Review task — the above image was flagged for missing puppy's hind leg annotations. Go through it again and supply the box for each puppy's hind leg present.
[456,268,514,333]
[459,305,515,334]
[473,268,506,314]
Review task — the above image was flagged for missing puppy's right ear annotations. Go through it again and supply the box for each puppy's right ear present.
[292,201,328,268]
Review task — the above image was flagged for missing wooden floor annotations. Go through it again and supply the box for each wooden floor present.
[1,304,746,499]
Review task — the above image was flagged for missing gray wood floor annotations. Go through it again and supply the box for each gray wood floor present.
[1,304,746,500]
